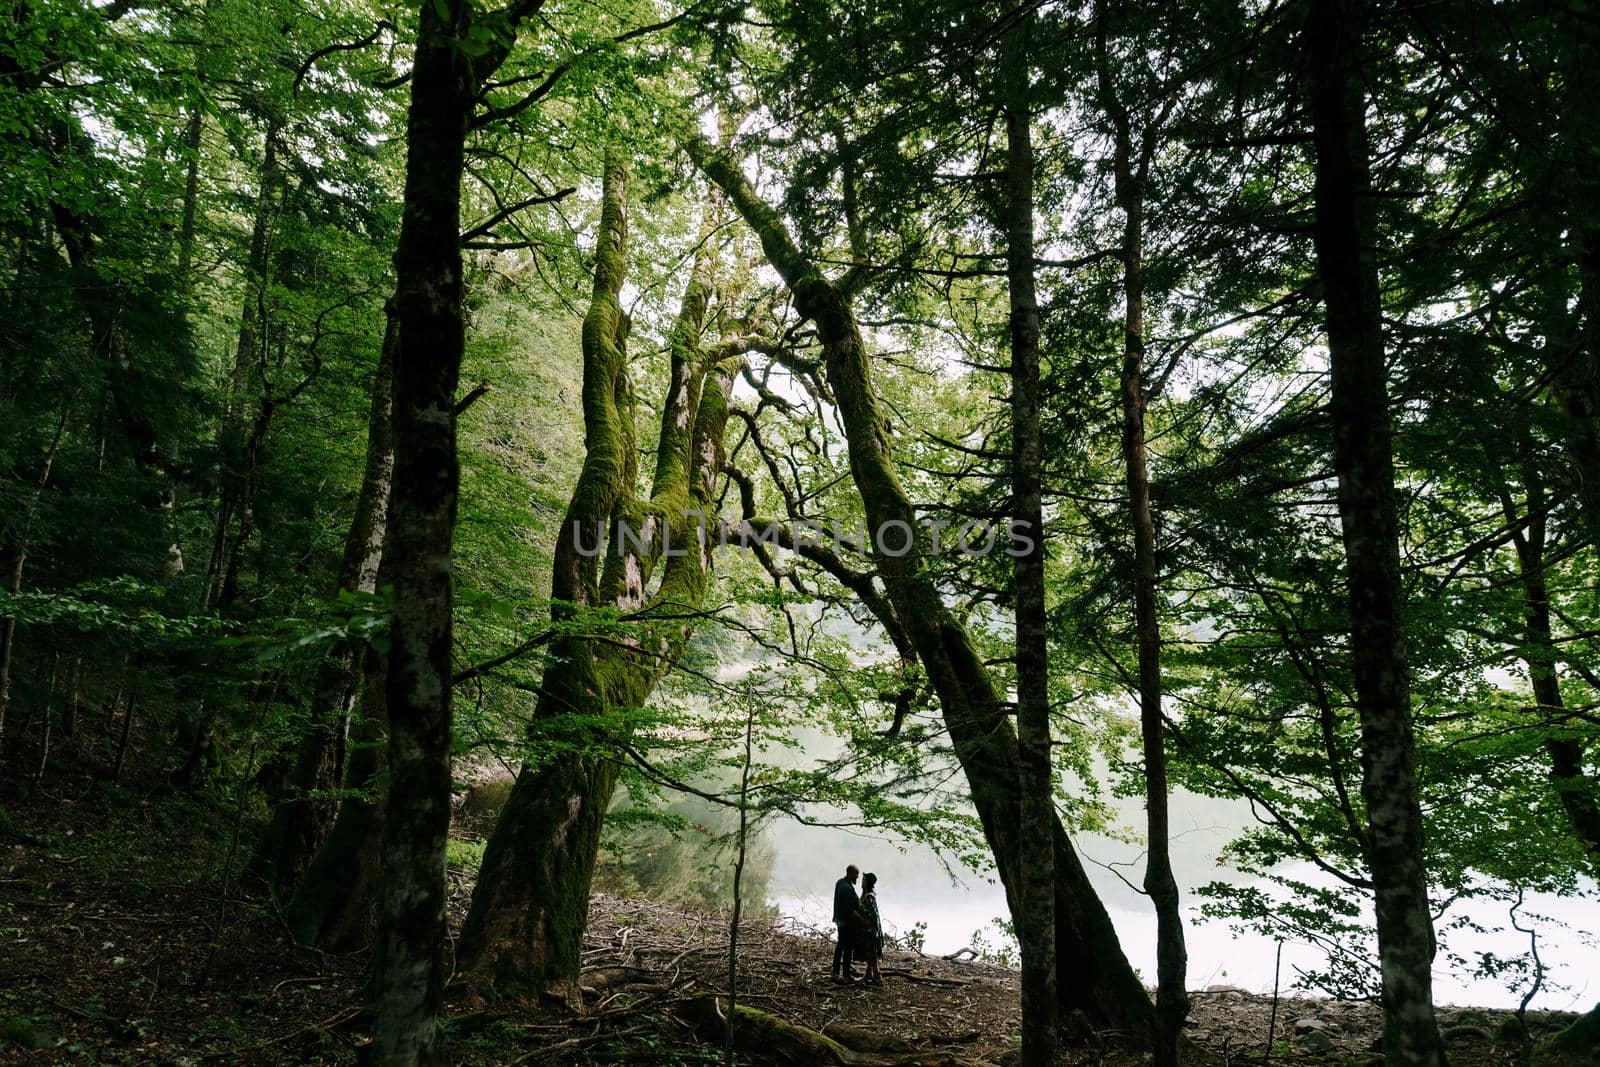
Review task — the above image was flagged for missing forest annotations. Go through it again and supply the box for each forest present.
[1,0,1598,1063]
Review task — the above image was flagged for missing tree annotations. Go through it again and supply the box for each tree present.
[457,152,758,996]
[6,0,1600,1057]
[1000,12,1056,1064]
[1306,0,1444,1059]
[255,316,395,903]
[368,0,552,1058]
[690,131,1156,1038]
[1092,0,1188,1058]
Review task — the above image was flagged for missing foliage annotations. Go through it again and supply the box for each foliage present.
[1,0,1596,1031]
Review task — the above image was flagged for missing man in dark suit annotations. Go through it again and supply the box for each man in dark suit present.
[831,864,860,980]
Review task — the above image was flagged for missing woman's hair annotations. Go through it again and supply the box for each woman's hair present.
[862,872,877,890]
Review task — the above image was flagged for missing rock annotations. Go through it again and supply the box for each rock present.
[1532,1001,1600,1067]
[1205,984,1248,994]
[929,1031,982,1046]
[1443,1024,1494,1044]
[1293,1017,1336,1055]
[1297,1029,1335,1054]
[1497,1015,1530,1043]
[1,1017,61,1050]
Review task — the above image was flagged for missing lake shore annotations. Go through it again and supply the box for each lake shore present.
[1,779,1589,1065]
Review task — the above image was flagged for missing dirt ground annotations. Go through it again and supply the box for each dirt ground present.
[0,769,1585,1065]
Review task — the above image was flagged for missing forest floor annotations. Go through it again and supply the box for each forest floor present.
[0,764,1589,1066]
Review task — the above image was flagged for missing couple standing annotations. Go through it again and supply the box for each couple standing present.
[830,864,885,984]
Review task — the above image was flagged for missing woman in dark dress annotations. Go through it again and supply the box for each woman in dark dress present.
[856,872,884,984]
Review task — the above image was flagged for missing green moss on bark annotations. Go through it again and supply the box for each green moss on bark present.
[457,159,746,998]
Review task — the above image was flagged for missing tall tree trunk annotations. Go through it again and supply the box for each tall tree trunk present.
[457,168,746,997]
[62,655,80,740]
[177,103,204,282]
[46,118,185,575]
[0,401,73,748]
[1118,192,1188,1067]
[1097,29,1189,1059]
[213,402,272,617]
[282,638,390,949]
[1513,67,1600,860]
[1001,23,1056,1066]
[1524,204,1600,866]
[455,155,633,1000]
[174,0,214,288]
[206,126,280,615]
[726,701,756,1067]
[258,314,396,901]
[282,458,400,955]
[1306,1,1445,1062]
[1499,470,1600,867]
[31,654,56,785]
[1118,167,1189,1067]
[369,0,475,1058]
[1547,15,1600,566]
[1569,272,1600,561]
[112,695,136,779]
[689,136,1155,1040]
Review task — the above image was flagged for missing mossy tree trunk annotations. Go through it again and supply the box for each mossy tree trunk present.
[1533,1000,1600,1066]
[1306,1,1445,1062]
[688,135,1155,1041]
[457,165,747,997]
[455,154,634,1000]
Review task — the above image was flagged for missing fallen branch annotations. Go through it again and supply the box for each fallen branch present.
[512,1022,652,1064]
[880,967,970,987]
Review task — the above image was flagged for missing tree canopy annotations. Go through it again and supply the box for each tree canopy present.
[2,0,1597,1063]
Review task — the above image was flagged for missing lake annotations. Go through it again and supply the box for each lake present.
[762,779,1600,1011]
